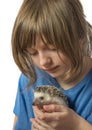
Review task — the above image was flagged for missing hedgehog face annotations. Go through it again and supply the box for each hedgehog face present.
[32,86,68,107]
[33,91,52,106]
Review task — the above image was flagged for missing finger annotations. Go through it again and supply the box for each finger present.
[33,106,44,118]
[34,110,65,121]
[41,112,65,121]
[33,105,65,120]
[33,105,68,121]
[30,118,50,130]
[43,104,68,112]
[31,118,40,129]
[31,124,38,130]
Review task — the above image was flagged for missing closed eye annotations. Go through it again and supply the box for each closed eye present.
[48,46,57,51]
[27,48,38,56]
[29,52,38,56]
[49,48,57,51]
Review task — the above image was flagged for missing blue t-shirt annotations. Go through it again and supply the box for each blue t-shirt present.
[13,67,92,130]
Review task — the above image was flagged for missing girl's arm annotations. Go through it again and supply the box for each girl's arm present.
[12,116,18,130]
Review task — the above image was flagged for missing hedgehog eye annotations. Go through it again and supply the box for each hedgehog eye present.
[39,96,44,100]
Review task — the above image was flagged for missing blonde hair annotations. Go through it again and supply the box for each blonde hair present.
[12,0,92,85]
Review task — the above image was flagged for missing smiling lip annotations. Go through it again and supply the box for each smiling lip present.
[43,66,59,73]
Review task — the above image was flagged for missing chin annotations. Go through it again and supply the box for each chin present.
[49,73,61,78]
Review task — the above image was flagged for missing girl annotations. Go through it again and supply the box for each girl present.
[12,0,92,129]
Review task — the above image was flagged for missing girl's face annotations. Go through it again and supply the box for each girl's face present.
[27,37,71,80]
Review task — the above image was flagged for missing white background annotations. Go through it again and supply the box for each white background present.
[0,0,92,130]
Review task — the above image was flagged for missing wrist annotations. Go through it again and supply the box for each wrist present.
[75,115,92,130]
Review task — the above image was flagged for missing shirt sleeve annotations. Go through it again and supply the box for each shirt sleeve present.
[86,102,92,124]
[13,74,32,130]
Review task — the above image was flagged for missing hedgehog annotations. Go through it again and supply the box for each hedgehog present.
[32,85,68,108]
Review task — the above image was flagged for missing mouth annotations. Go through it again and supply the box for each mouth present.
[43,66,59,73]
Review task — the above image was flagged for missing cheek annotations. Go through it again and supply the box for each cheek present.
[58,53,71,67]
[31,57,40,66]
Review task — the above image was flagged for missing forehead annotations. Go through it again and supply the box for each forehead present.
[27,36,56,51]
[34,91,49,98]
[33,36,46,48]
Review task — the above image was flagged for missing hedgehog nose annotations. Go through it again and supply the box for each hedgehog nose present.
[32,100,38,106]
[32,99,44,109]
[32,99,41,106]
[32,102,35,106]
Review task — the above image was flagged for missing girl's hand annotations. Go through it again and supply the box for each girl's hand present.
[30,104,91,130]
[31,118,56,130]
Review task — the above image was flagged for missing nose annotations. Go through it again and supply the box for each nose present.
[39,53,51,67]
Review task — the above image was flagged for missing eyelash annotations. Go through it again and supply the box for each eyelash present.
[29,51,38,56]
[50,48,57,51]
[29,48,57,56]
